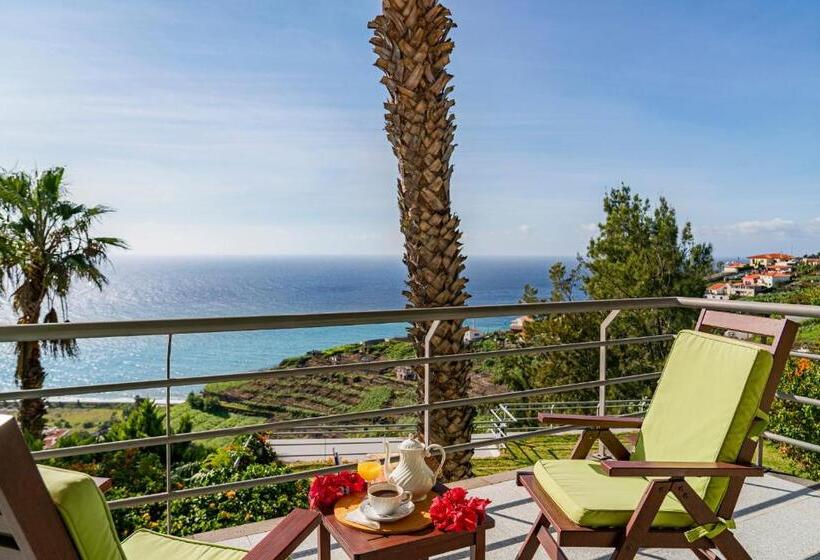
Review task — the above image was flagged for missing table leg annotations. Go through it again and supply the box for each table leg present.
[471,528,486,560]
[318,524,330,560]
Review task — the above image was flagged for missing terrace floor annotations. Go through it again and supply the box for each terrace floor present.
[195,470,820,559]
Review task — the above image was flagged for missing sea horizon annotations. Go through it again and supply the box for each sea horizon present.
[0,255,568,400]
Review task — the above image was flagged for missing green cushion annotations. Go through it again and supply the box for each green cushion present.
[632,330,773,510]
[534,459,694,528]
[37,465,126,560]
[121,529,247,560]
[533,330,774,529]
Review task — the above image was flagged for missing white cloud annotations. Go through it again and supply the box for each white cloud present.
[702,217,820,237]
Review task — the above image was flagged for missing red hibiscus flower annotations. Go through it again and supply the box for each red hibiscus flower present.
[429,487,491,532]
[308,472,367,513]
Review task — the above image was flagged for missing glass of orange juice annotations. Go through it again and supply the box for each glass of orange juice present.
[357,458,382,485]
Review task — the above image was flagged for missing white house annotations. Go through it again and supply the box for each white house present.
[705,283,730,300]
[510,316,532,332]
[748,253,793,268]
[463,328,483,344]
[722,261,748,274]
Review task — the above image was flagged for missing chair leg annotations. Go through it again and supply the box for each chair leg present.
[598,429,631,460]
[671,482,752,560]
[534,524,568,560]
[570,429,599,459]
[610,480,673,560]
[691,549,719,559]
[516,514,547,560]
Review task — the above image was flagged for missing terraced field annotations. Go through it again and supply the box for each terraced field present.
[202,339,506,432]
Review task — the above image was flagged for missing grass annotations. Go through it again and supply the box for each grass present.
[346,387,394,413]
[46,403,125,430]
[797,320,820,346]
[171,402,268,448]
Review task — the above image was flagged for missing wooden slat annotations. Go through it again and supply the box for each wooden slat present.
[537,413,643,429]
[696,309,785,339]
[244,509,320,560]
[91,477,112,494]
[0,415,79,560]
[602,461,764,478]
[0,544,24,560]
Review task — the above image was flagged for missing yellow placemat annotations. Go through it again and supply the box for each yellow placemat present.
[334,492,434,535]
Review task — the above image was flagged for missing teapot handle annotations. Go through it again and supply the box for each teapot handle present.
[383,439,394,479]
[426,444,446,480]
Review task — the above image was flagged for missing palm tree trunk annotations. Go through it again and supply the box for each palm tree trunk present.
[370,0,474,481]
[16,341,46,439]
[15,292,46,439]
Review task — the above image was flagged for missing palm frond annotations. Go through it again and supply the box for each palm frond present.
[42,307,78,358]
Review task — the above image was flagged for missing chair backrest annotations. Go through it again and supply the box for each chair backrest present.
[0,414,79,560]
[631,311,797,514]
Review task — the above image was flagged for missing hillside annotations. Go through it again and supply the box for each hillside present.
[201,339,507,432]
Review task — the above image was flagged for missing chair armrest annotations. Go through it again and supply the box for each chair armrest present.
[537,413,643,429]
[601,460,764,478]
[243,509,321,560]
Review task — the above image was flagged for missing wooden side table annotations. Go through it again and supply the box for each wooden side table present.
[318,485,494,560]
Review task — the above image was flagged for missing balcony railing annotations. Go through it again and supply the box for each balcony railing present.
[0,296,818,534]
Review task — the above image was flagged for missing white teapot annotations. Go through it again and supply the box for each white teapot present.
[383,435,446,502]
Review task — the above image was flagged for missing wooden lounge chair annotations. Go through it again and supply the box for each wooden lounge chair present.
[0,413,320,560]
[515,310,798,560]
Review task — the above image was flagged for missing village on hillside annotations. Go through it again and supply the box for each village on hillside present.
[706,253,820,300]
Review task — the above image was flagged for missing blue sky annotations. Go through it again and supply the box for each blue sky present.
[1,1,818,257]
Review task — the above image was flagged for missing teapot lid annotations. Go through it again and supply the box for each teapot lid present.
[399,434,426,450]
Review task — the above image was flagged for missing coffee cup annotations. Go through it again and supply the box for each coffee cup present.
[367,482,412,516]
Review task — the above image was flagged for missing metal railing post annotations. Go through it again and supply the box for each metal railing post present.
[165,334,173,534]
[599,310,620,456]
[423,320,441,447]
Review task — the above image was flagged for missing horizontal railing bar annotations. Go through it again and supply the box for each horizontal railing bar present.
[0,334,673,400]
[791,350,820,361]
[3,296,819,345]
[108,462,353,510]
[676,297,820,319]
[0,297,680,342]
[33,371,660,460]
[763,432,820,454]
[775,391,820,408]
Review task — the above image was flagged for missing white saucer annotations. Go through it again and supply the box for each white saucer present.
[359,499,415,522]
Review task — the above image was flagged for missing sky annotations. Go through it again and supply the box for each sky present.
[1,1,819,258]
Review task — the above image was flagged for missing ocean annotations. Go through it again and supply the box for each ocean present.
[0,256,564,400]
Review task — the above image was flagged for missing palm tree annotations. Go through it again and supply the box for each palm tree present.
[0,167,126,439]
[369,0,474,481]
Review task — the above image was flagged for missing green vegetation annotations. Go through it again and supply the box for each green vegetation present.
[0,166,126,438]
[346,386,394,413]
[491,185,713,404]
[45,403,125,431]
[770,358,820,480]
[48,397,306,538]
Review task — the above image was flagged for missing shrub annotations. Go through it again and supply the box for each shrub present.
[186,391,222,413]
